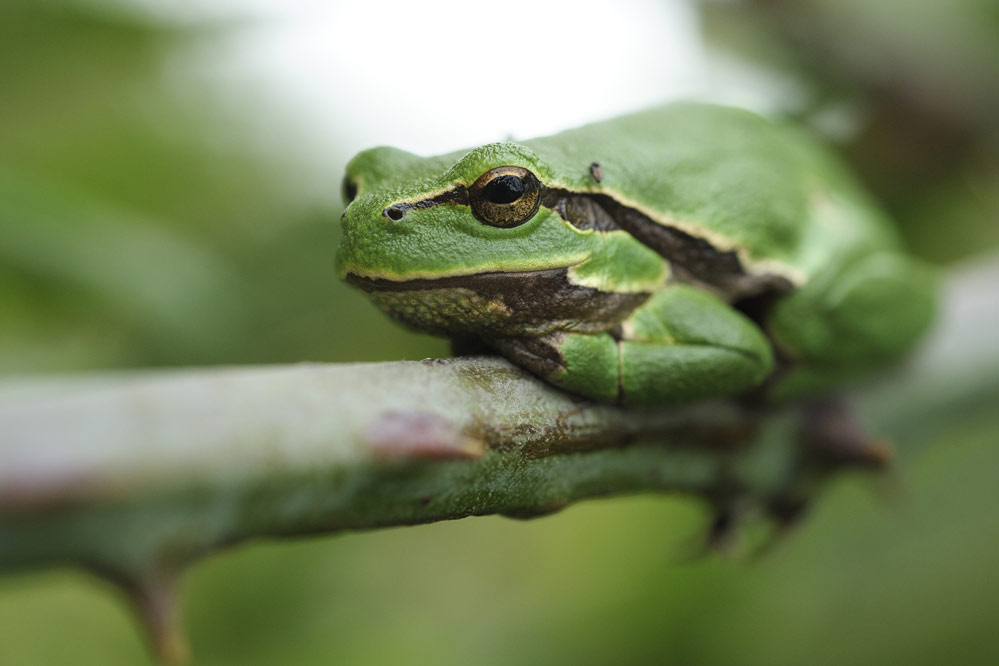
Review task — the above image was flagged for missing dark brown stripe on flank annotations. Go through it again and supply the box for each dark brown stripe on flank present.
[545,188,793,299]
[346,267,649,333]
[379,179,792,299]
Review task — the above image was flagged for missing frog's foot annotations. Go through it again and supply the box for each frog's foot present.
[703,505,740,555]
[696,469,755,557]
[745,398,890,550]
[750,401,890,558]
[745,496,812,560]
[490,285,775,405]
[669,501,742,562]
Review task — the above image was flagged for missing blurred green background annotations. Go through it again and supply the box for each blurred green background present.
[1,0,997,664]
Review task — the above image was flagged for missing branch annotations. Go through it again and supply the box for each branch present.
[2,254,998,662]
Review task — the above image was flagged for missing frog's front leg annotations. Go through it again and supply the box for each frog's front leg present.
[490,285,775,405]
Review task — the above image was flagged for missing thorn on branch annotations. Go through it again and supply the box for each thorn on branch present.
[800,400,895,468]
[99,568,189,665]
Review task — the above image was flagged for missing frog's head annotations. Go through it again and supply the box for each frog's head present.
[336,142,660,337]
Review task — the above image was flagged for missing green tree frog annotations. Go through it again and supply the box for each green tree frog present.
[337,103,935,405]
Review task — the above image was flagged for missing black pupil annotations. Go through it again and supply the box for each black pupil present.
[482,175,525,204]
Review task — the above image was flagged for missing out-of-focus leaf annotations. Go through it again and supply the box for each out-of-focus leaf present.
[0,168,248,367]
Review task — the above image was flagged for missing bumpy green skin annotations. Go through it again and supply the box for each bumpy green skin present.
[337,103,936,405]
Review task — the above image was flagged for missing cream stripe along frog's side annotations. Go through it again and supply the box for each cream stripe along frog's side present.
[337,103,936,406]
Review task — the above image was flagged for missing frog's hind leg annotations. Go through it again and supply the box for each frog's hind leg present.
[769,251,936,398]
[490,284,776,405]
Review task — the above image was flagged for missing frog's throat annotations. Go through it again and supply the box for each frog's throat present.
[345,267,650,338]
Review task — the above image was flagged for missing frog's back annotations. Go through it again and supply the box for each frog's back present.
[524,103,899,282]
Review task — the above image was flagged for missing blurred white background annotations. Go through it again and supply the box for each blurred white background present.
[121,0,790,171]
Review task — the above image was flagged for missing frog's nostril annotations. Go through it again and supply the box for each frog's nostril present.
[384,205,406,221]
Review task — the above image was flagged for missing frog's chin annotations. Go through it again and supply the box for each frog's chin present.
[344,268,650,339]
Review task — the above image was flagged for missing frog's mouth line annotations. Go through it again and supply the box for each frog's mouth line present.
[344,267,577,294]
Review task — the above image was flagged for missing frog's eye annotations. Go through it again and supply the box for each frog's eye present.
[342,176,358,205]
[469,166,541,228]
